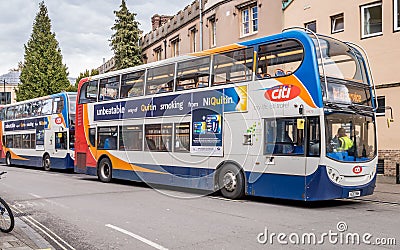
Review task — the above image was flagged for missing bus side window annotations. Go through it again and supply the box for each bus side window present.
[257,40,304,79]
[146,64,175,95]
[97,127,118,150]
[307,117,320,157]
[176,56,210,91]
[212,47,253,85]
[55,132,67,150]
[265,118,304,155]
[99,76,120,101]
[53,97,65,114]
[120,71,145,98]
[88,128,96,147]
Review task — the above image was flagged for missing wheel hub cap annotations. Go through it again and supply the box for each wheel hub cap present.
[223,172,237,192]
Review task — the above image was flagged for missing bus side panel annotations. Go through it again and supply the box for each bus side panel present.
[246,172,306,200]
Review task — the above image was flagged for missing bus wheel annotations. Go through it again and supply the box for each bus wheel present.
[98,158,112,183]
[217,163,245,199]
[5,152,12,166]
[43,154,51,171]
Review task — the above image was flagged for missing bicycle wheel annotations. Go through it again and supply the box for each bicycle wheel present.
[0,197,14,233]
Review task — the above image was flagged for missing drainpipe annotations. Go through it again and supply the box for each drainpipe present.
[199,0,203,51]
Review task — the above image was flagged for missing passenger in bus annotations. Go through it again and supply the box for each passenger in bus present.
[103,137,116,150]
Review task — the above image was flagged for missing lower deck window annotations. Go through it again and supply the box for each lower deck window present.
[119,125,143,151]
[97,127,118,150]
[145,124,172,151]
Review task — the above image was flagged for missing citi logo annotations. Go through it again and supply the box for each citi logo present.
[55,117,63,125]
[353,166,363,174]
[264,85,301,102]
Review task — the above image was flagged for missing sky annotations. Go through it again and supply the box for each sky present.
[0,0,193,78]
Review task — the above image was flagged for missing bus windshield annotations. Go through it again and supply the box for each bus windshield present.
[325,113,376,162]
[314,36,368,84]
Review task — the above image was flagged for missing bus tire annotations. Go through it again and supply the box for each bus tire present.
[217,163,245,199]
[43,154,51,171]
[5,152,12,166]
[98,157,112,183]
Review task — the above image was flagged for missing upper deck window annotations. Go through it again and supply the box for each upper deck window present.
[120,71,145,98]
[146,64,175,95]
[99,76,120,101]
[176,56,210,91]
[212,47,253,85]
[257,40,304,79]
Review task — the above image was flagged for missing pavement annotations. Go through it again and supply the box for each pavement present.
[0,176,399,250]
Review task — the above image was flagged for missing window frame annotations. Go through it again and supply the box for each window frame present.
[208,16,217,48]
[119,125,143,151]
[331,13,344,34]
[170,36,180,57]
[304,20,317,33]
[189,26,197,53]
[98,76,121,102]
[376,96,386,116]
[360,1,383,39]
[394,0,400,32]
[264,118,305,156]
[239,3,258,37]
[174,123,190,153]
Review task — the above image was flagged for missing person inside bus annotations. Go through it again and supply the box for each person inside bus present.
[336,128,354,152]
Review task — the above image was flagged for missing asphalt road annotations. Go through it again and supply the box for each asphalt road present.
[0,164,398,250]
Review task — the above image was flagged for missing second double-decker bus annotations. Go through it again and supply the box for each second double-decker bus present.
[75,28,377,201]
[0,92,76,170]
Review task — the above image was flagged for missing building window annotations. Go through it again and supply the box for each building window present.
[376,96,385,116]
[171,36,180,57]
[154,46,162,61]
[395,0,400,31]
[305,20,317,32]
[240,5,258,37]
[0,92,11,105]
[331,13,344,33]
[209,17,217,47]
[361,2,383,38]
[189,27,197,53]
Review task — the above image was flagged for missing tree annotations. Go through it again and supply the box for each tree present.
[16,1,70,101]
[110,0,143,70]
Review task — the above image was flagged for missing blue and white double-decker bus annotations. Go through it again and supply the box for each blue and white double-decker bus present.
[0,92,76,170]
[75,29,377,201]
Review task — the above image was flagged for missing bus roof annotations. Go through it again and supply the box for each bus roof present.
[2,92,76,108]
[87,29,314,81]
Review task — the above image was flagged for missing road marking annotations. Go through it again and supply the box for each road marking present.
[12,205,75,250]
[29,193,68,209]
[106,224,168,250]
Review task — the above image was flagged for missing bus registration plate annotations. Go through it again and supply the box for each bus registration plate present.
[348,191,361,198]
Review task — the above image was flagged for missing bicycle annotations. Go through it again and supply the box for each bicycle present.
[0,171,14,233]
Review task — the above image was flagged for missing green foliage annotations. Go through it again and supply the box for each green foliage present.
[110,0,143,70]
[75,69,99,87]
[17,1,70,102]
